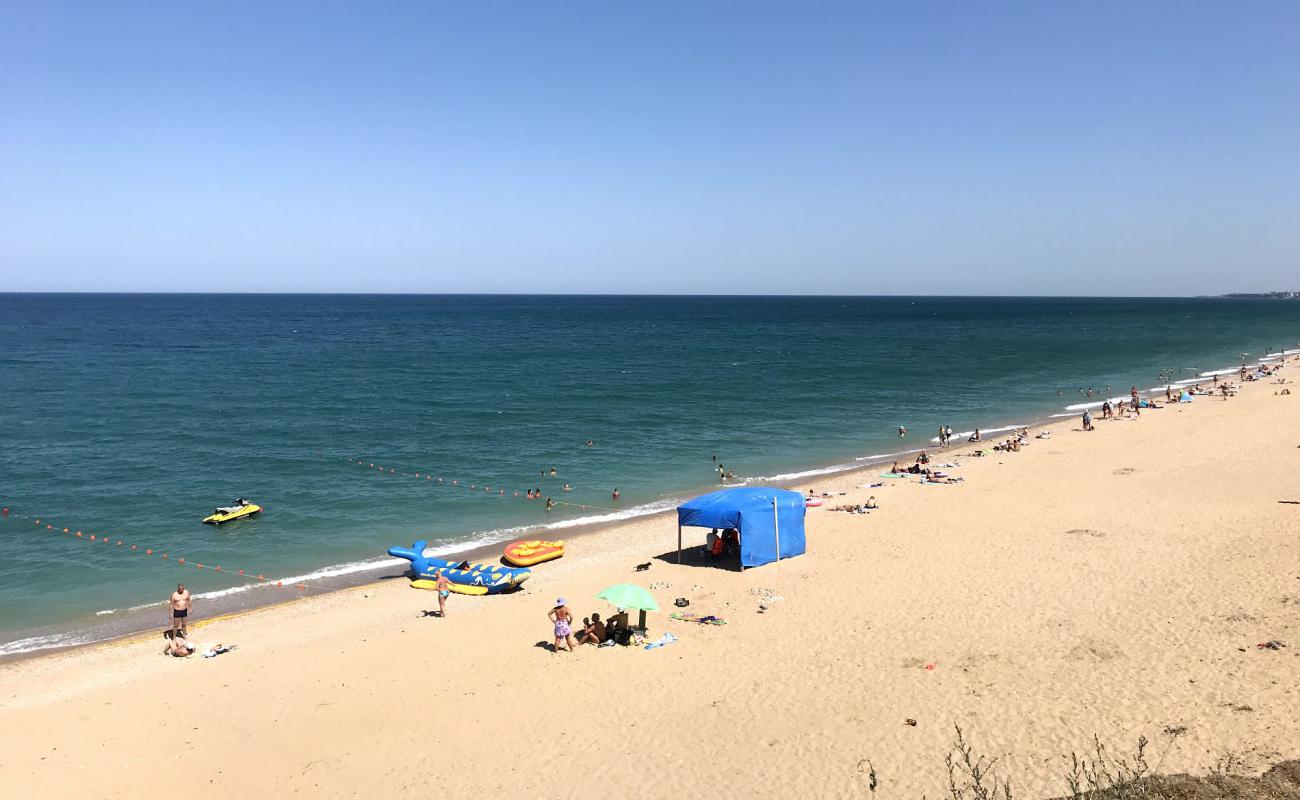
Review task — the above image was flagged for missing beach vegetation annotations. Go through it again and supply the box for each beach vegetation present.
[865,726,1300,800]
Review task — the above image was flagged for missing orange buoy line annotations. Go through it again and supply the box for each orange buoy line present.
[0,506,307,591]
[321,452,626,513]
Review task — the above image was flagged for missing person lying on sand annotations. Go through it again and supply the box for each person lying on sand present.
[164,633,195,658]
[832,503,870,513]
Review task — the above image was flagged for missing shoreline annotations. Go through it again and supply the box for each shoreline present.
[2,354,1298,797]
[3,353,1288,661]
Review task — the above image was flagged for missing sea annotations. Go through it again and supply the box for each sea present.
[2,294,1298,657]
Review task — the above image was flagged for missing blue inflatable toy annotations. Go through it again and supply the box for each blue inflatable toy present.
[388,540,531,595]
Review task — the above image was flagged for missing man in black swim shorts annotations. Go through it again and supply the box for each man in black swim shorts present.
[170,583,192,637]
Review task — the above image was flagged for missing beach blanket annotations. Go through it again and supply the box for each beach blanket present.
[670,612,727,626]
[644,632,679,650]
[879,473,909,478]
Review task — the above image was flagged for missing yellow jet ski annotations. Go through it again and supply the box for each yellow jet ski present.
[202,499,262,525]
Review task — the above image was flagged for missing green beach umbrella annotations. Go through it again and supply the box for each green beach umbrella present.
[596,583,660,631]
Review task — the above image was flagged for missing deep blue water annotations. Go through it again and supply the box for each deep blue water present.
[2,294,1298,653]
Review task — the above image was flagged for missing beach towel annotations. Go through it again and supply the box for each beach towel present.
[644,632,679,650]
[879,473,908,478]
[670,612,727,626]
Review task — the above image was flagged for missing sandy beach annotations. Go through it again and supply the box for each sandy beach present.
[3,363,1298,798]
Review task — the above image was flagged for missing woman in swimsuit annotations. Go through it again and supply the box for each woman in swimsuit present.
[549,598,576,653]
[435,570,451,617]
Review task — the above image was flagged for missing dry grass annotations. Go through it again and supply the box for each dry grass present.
[864,726,1300,800]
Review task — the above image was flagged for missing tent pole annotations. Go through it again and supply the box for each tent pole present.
[677,524,682,564]
[773,498,780,565]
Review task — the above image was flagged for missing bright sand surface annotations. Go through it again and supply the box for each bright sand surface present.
[3,362,1299,798]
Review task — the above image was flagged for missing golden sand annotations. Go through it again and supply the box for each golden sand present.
[3,360,1298,798]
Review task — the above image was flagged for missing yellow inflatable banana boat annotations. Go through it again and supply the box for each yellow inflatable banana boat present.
[202,503,262,525]
[410,579,487,596]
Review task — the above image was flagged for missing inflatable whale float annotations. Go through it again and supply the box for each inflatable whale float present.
[387,540,531,595]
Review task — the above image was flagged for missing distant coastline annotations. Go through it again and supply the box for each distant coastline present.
[1216,291,1300,299]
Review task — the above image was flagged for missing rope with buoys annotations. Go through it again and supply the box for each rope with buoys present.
[0,506,308,592]
[319,452,627,513]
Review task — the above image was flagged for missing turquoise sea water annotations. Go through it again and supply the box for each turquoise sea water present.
[2,294,1298,655]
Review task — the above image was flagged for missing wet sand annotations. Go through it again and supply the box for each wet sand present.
[2,360,1298,798]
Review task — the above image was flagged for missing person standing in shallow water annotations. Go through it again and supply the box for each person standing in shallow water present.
[898,426,906,438]
[611,488,620,501]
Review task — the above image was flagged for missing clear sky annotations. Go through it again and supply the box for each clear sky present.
[2,2,1297,295]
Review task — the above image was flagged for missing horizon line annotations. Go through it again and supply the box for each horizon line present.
[0,290,1266,299]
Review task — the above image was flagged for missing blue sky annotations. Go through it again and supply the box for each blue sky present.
[2,2,1297,294]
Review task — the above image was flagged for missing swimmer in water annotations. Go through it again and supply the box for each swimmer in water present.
[545,497,555,511]
[898,426,906,438]
[550,467,557,477]
[563,483,572,492]
[612,488,620,501]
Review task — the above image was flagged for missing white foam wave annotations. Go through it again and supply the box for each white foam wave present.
[855,449,913,462]
[192,556,409,601]
[1198,368,1239,377]
[927,424,1027,444]
[763,463,859,482]
[1064,396,1134,411]
[537,497,680,528]
[0,631,96,658]
[95,600,162,616]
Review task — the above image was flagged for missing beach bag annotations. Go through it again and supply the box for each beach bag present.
[615,628,633,646]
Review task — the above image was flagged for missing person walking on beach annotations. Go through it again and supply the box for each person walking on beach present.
[169,583,192,637]
[1082,410,1094,431]
[434,569,451,617]
[549,598,576,653]
[945,425,954,446]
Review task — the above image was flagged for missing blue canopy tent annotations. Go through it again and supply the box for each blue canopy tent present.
[676,487,806,569]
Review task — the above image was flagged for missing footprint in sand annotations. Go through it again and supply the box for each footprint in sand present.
[1112,467,1137,475]
[1067,637,1122,662]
